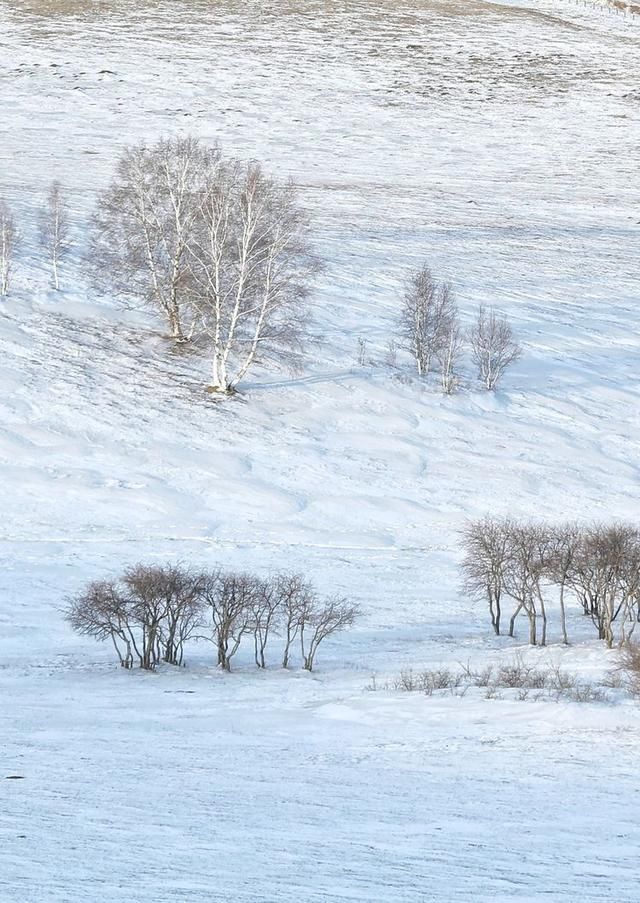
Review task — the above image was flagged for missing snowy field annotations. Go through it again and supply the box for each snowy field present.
[1,0,640,900]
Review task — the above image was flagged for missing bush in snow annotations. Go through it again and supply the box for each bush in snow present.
[616,642,640,697]
[379,657,608,704]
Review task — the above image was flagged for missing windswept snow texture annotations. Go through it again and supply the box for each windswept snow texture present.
[1,1,640,900]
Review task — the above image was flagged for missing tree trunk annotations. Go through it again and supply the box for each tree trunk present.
[167,302,184,342]
[217,637,229,670]
[254,632,266,669]
[490,593,501,636]
[603,618,614,649]
[528,608,537,646]
[559,581,569,645]
[509,602,523,637]
[207,353,232,394]
[282,624,293,669]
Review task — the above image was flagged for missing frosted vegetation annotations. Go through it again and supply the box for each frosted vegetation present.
[1,0,640,900]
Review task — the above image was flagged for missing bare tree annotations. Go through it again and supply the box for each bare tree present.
[65,579,140,669]
[503,523,549,645]
[122,564,175,670]
[248,576,281,669]
[469,305,521,390]
[463,518,640,649]
[92,135,214,341]
[276,573,315,669]
[39,181,71,290]
[532,527,553,646]
[201,571,255,671]
[401,265,456,376]
[461,518,511,635]
[438,316,464,394]
[299,596,359,672]
[544,523,581,645]
[0,199,17,297]
[66,564,205,671]
[566,524,640,648]
[187,159,318,393]
[618,535,640,645]
[126,563,204,667]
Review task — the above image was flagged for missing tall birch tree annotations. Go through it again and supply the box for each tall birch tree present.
[39,181,71,290]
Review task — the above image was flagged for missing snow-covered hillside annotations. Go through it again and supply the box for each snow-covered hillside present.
[1,1,639,900]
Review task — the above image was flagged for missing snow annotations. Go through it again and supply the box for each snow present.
[1,0,640,900]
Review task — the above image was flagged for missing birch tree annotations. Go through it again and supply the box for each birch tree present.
[188,160,317,393]
[469,305,521,390]
[401,265,456,376]
[438,316,464,394]
[92,136,214,341]
[0,199,17,297]
[39,181,71,290]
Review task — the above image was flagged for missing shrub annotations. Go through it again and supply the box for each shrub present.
[616,642,640,697]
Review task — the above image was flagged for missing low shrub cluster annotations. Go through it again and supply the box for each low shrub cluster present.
[65,563,359,672]
[372,656,608,704]
[616,642,640,697]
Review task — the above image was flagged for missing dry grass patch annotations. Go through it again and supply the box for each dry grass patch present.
[370,654,611,704]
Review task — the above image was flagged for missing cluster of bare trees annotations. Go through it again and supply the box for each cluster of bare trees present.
[0,183,72,296]
[91,136,318,394]
[401,264,521,393]
[65,563,359,672]
[462,519,640,647]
